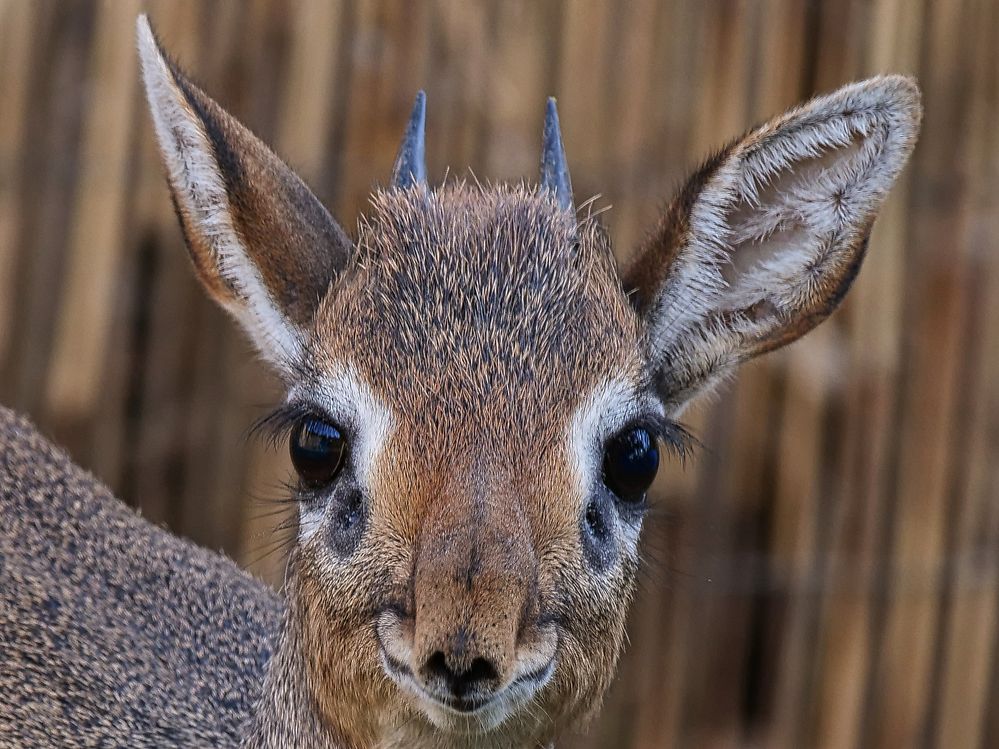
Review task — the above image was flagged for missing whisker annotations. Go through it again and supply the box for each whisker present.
[243,533,297,571]
[247,505,298,522]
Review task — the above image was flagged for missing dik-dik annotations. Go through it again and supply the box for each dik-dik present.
[0,14,921,749]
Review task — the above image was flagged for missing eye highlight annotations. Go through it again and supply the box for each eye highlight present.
[290,416,349,489]
[602,426,659,503]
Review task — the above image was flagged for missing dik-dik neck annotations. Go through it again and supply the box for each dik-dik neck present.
[240,606,347,748]
[240,572,382,749]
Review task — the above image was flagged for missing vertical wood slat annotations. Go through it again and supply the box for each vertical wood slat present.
[482,0,551,185]
[127,0,205,527]
[8,2,94,415]
[677,6,768,746]
[428,1,488,178]
[870,0,978,745]
[0,2,996,747]
[337,0,394,222]
[930,1,999,745]
[0,1,35,365]
[808,1,926,747]
[556,0,616,199]
[604,0,659,256]
[44,0,142,424]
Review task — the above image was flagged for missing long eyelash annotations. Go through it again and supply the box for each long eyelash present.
[646,415,700,464]
[248,403,312,448]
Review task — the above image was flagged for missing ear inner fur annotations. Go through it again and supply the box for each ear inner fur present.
[626,75,922,411]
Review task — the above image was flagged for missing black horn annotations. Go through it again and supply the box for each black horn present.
[540,97,573,211]
[392,91,427,188]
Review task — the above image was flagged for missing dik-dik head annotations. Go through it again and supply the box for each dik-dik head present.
[138,16,919,748]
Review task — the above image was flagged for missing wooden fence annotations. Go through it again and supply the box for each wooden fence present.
[1,1,997,747]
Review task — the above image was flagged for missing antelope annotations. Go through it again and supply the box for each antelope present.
[0,14,921,749]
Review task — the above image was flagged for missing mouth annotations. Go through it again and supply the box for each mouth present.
[377,642,557,727]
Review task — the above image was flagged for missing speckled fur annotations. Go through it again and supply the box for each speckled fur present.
[0,407,283,746]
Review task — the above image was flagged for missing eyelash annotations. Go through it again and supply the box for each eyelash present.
[249,403,315,448]
[643,415,698,463]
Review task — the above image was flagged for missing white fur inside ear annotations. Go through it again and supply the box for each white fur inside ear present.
[647,76,920,357]
[136,15,303,371]
[721,122,874,311]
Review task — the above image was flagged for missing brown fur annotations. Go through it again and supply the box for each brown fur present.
[267,185,643,746]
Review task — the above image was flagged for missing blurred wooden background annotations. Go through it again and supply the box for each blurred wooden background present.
[1,0,997,747]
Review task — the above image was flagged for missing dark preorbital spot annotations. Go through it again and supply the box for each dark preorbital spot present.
[327,486,368,557]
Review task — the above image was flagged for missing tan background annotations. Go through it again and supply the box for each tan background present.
[2,1,997,747]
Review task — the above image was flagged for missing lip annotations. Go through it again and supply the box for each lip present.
[377,641,557,718]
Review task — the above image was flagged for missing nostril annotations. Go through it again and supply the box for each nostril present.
[424,650,450,681]
[422,651,499,699]
[465,656,498,686]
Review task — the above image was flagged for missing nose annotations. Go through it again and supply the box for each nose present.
[411,483,538,708]
[421,644,500,704]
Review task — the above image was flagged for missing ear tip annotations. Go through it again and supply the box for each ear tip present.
[882,73,921,95]
[135,13,158,56]
[135,13,170,81]
[822,74,921,147]
[876,75,924,142]
[860,74,923,122]
[870,73,922,105]
[136,13,196,111]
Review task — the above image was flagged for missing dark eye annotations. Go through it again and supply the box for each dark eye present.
[602,426,659,502]
[290,417,348,488]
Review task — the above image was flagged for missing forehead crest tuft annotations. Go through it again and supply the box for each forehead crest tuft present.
[312,182,640,430]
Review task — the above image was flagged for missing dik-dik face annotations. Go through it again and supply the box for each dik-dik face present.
[138,16,920,747]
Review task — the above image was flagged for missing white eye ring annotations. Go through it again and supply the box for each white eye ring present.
[293,365,394,491]
[568,377,661,497]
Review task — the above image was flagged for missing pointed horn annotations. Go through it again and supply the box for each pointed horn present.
[540,97,573,211]
[392,91,427,188]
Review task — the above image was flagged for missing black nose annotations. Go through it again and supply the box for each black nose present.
[422,650,499,703]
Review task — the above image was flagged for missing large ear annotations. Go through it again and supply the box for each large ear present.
[626,76,921,412]
[136,15,352,374]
